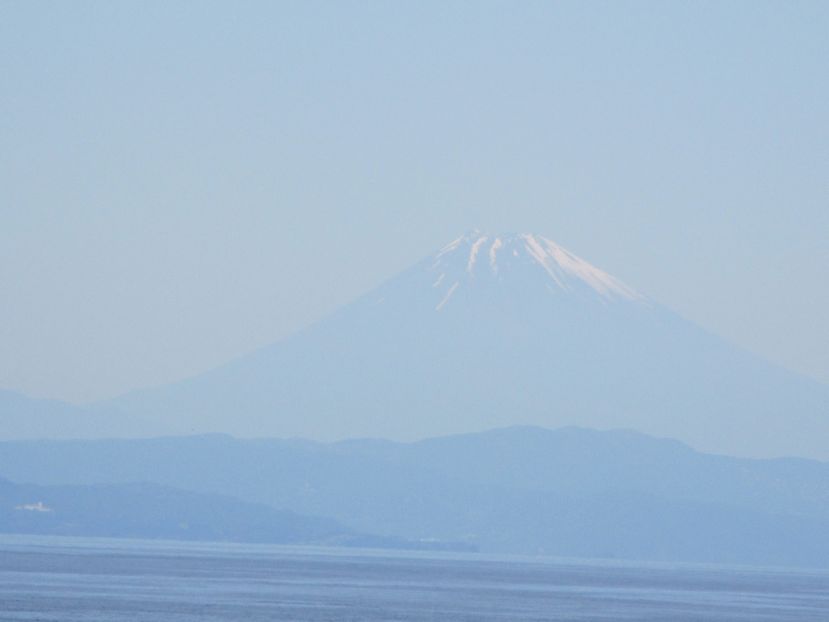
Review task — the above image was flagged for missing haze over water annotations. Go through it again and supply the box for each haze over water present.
[3,536,829,621]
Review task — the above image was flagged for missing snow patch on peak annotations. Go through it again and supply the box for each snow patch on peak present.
[521,233,643,301]
[467,236,489,273]
[535,236,641,301]
[489,238,503,271]
[436,236,463,258]
[522,234,567,289]
[435,281,459,311]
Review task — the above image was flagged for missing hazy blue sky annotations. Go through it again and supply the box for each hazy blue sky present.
[2,1,827,402]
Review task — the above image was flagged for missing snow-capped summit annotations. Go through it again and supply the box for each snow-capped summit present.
[429,231,643,310]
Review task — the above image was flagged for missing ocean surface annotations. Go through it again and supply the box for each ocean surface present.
[1,535,828,621]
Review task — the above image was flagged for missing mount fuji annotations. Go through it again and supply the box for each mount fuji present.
[5,231,828,459]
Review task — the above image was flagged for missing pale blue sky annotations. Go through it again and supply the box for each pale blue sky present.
[1,0,827,402]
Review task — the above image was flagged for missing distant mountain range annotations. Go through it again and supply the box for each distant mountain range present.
[3,231,827,459]
[3,426,829,567]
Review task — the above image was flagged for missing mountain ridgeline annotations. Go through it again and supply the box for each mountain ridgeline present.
[2,426,829,567]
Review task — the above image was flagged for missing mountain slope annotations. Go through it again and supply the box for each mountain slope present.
[0,475,471,551]
[0,475,350,544]
[0,390,89,438]
[106,231,828,458]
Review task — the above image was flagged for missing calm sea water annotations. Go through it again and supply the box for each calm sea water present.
[1,535,828,621]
